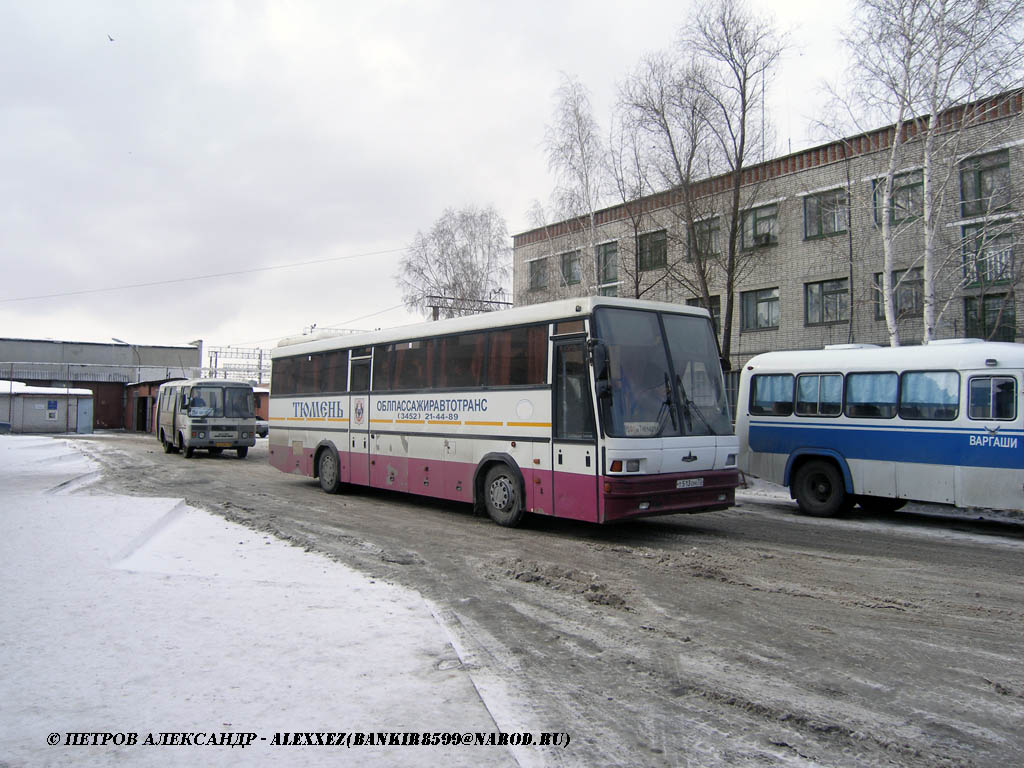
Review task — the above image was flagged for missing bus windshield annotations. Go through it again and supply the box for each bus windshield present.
[189,386,255,419]
[593,307,731,438]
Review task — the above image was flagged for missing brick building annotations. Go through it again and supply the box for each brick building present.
[513,92,1023,372]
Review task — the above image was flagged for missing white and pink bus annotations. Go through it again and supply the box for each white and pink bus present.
[268,297,739,526]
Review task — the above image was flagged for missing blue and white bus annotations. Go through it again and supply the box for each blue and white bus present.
[736,340,1024,516]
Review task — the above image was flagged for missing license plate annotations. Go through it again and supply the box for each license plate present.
[215,442,232,448]
[677,478,704,489]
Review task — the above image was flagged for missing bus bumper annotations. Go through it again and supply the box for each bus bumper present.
[600,468,739,522]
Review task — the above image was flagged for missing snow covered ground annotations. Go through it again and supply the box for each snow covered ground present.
[0,436,554,767]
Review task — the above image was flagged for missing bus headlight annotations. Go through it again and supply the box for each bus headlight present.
[626,459,640,472]
[726,454,737,466]
[241,432,249,438]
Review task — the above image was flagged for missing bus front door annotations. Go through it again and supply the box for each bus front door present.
[551,339,599,522]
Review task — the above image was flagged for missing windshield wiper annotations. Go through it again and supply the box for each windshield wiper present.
[675,374,717,435]
[662,373,678,432]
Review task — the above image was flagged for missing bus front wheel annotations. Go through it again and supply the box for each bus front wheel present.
[483,465,524,527]
[318,449,340,494]
[236,447,248,459]
[180,434,194,459]
[794,460,849,517]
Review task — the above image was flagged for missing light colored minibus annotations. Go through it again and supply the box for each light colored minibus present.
[156,378,257,459]
[737,340,1024,516]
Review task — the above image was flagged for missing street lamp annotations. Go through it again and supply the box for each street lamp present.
[111,338,141,383]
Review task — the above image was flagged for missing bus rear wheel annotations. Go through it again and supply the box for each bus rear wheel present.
[483,465,524,527]
[794,460,849,517]
[318,449,340,493]
[161,432,176,454]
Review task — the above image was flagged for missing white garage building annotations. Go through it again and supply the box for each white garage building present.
[0,380,94,434]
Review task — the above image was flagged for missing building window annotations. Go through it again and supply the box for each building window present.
[560,250,581,285]
[686,295,721,334]
[804,189,847,239]
[965,293,1016,342]
[873,171,923,224]
[963,222,1014,285]
[741,287,780,330]
[638,229,668,271]
[960,149,1011,218]
[805,278,849,325]
[690,217,720,258]
[596,241,618,293]
[874,268,923,320]
[528,258,547,291]
[741,204,778,249]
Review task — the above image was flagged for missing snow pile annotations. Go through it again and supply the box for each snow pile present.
[0,436,523,767]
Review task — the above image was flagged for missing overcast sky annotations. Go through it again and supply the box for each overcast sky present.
[1,0,850,351]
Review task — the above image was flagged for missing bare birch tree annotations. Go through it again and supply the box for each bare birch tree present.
[617,52,721,309]
[840,0,1024,344]
[397,206,511,319]
[544,74,609,291]
[682,0,785,363]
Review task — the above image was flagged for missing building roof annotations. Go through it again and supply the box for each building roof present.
[0,380,93,396]
[0,337,200,351]
[513,90,1023,247]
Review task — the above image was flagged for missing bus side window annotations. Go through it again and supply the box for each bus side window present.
[350,358,371,392]
[899,371,959,420]
[487,325,547,387]
[436,333,485,389]
[750,374,793,416]
[845,372,897,419]
[372,345,393,391]
[796,373,842,416]
[969,376,1017,420]
[321,350,348,394]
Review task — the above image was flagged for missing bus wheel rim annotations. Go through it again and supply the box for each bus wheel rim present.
[489,477,512,510]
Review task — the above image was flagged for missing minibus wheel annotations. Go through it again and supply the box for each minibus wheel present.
[180,434,194,459]
[483,464,524,527]
[236,447,248,459]
[794,460,849,517]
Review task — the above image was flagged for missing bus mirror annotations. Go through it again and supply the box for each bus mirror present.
[589,339,609,379]
[589,340,612,400]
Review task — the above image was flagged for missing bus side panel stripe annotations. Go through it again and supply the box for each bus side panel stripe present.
[749,423,1023,470]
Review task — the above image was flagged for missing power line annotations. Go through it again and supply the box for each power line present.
[0,246,407,304]
[224,302,410,347]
